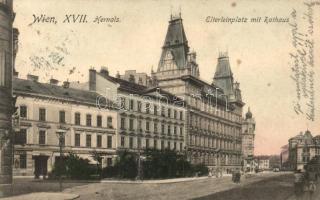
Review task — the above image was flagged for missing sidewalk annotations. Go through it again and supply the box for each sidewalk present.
[286,189,320,200]
[0,192,79,200]
[100,176,210,184]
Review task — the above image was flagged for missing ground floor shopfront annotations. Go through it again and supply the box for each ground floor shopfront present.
[13,146,116,177]
[186,147,242,174]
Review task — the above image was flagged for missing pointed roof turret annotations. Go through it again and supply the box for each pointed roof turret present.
[158,14,190,71]
[246,107,253,119]
[213,52,234,97]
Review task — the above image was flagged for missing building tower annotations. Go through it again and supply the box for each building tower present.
[155,13,199,81]
[0,0,16,185]
[241,108,256,172]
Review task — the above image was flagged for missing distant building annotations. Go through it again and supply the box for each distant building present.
[12,76,117,177]
[288,130,320,171]
[280,144,289,170]
[241,108,255,172]
[258,159,270,170]
[118,70,153,87]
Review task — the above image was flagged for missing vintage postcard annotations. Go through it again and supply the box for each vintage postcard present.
[0,0,319,199]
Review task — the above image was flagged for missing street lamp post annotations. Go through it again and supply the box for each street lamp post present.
[137,147,141,180]
[56,129,66,192]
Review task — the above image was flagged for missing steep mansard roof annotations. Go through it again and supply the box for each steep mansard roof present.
[213,55,234,97]
[158,17,189,71]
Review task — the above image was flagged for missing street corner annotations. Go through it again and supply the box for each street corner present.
[0,192,80,200]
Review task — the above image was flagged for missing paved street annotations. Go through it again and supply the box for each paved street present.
[5,172,320,200]
[5,178,92,197]
[63,172,295,200]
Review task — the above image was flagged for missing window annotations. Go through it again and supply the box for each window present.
[97,135,102,147]
[174,126,177,135]
[146,139,149,149]
[121,136,125,147]
[161,124,165,134]
[129,137,133,149]
[129,119,134,130]
[107,158,113,166]
[59,111,66,123]
[174,110,177,119]
[107,117,113,128]
[154,123,158,133]
[75,113,81,125]
[167,141,171,149]
[75,133,81,147]
[138,120,142,130]
[39,130,46,145]
[154,105,158,115]
[86,134,91,147]
[20,106,27,118]
[129,99,134,110]
[107,136,112,148]
[161,106,165,117]
[39,108,46,121]
[146,121,150,131]
[15,129,27,145]
[137,101,142,112]
[154,140,157,149]
[86,114,92,126]
[167,125,171,135]
[180,111,183,120]
[168,108,171,118]
[146,103,150,114]
[138,137,141,149]
[121,118,125,129]
[180,143,183,151]
[97,115,102,127]
[180,127,183,135]
[174,142,177,150]
[161,140,164,150]
[19,154,27,169]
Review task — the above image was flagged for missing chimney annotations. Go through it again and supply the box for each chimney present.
[100,66,109,77]
[129,74,135,83]
[116,71,120,78]
[63,81,70,88]
[50,78,59,85]
[27,74,39,82]
[89,68,96,91]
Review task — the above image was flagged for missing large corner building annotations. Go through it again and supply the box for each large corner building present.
[150,14,245,173]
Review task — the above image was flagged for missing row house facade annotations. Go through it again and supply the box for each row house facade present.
[12,76,117,177]
[88,68,186,153]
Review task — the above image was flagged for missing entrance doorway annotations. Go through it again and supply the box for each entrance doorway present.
[33,155,49,179]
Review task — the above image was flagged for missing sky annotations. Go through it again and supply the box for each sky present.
[13,0,320,155]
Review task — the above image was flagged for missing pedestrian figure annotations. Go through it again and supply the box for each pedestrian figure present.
[308,181,316,200]
[294,170,304,198]
[236,171,241,183]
